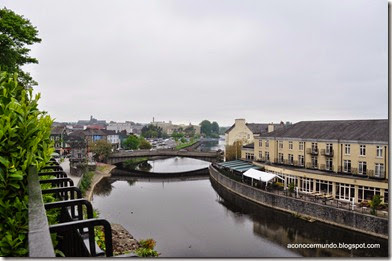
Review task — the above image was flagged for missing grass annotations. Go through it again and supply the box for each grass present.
[175,139,199,150]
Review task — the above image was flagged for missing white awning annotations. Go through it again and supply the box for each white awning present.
[242,168,284,183]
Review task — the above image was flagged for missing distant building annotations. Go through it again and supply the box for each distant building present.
[50,125,67,155]
[77,115,106,129]
[241,119,389,204]
[102,129,120,149]
[107,121,133,134]
[151,119,201,135]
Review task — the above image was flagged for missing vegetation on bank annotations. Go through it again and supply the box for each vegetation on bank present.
[90,140,113,162]
[225,140,243,161]
[79,171,95,196]
[123,157,149,170]
[175,138,198,150]
[200,120,220,138]
[122,135,152,150]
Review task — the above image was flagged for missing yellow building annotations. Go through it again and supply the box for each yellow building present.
[241,120,388,204]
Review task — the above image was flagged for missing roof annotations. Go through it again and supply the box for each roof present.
[83,128,107,136]
[260,119,388,142]
[101,129,117,135]
[218,160,260,173]
[225,122,284,135]
[51,126,66,135]
[243,169,284,183]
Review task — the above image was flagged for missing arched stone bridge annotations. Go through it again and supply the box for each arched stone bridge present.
[108,149,223,164]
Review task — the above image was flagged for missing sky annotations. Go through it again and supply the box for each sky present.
[2,0,388,126]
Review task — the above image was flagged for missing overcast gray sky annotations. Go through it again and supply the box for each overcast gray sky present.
[2,0,388,126]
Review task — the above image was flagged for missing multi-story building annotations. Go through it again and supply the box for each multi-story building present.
[107,121,134,134]
[102,129,120,149]
[241,119,388,204]
[50,125,67,154]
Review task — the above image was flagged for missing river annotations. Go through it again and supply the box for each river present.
[92,151,388,257]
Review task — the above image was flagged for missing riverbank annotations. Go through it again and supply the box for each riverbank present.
[209,165,388,239]
[82,163,140,255]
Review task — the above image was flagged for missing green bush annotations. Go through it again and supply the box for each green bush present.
[0,71,53,256]
[135,238,159,257]
[79,171,95,196]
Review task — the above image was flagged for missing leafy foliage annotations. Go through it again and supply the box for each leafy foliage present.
[79,171,94,196]
[0,8,42,87]
[200,120,220,138]
[141,124,167,139]
[139,137,152,150]
[224,140,243,161]
[90,140,112,162]
[369,195,382,215]
[0,70,53,256]
[135,238,159,257]
[122,135,140,150]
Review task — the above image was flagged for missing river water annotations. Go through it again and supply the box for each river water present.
[92,139,388,257]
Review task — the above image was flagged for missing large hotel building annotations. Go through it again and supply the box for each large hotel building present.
[237,119,388,204]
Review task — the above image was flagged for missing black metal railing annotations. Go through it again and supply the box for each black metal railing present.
[306,148,318,155]
[320,149,334,157]
[28,158,114,257]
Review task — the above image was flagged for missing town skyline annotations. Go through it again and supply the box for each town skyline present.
[2,0,388,126]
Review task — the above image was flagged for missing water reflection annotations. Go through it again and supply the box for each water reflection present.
[92,175,387,257]
[210,178,388,257]
[134,157,210,173]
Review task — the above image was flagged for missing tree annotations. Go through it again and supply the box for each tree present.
[184,126,195,137]
[211,121,219,134]
[0,8,41,87]
[200,120,212,136]
[123,135,140,150]
[139,137,152,149]
[90,140,112,162]
[225,140,243,161]
[369,195,382,215]
[141,124,164,138]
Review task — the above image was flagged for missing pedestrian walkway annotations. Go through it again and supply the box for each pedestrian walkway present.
[60,158,81,187]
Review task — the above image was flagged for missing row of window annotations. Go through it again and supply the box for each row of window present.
[258,151,385,177]
[278,174,387,202]
[258,140,384,158]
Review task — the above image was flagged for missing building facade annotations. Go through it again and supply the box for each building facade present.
[241,120,388,204]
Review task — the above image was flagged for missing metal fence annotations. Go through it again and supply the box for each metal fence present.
[28,158,114,257]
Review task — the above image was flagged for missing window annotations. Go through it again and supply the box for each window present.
[359,145,366,156]
[278,153,284,163]
[288,154,294,165]
[337,183,354,201]
[259,139,263,147]
[311,156,318,169]
[259,151,263,160]
[358,161,367,175]
[343,160,351,173]
[311,142,318,153]
[344,144,350,155]
[299,142,304,151]
[326,143,333,154]
[376,146,383,158]
[298,155,304,166]
[326,158,333,171]
[375,163,384,177]
[289,141,293,150]
[265,151,270,161]
[265,140,269,148]
[279,141,283,149]
[245,153,254,160]
[301,178,313,193]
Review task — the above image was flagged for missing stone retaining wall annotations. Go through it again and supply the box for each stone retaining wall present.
[209,165,388,238]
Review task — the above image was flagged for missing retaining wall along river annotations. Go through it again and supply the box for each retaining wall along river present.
[209,165,388,238]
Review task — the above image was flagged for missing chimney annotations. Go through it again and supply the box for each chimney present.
[268,123,275,133]
[235,119,246,127]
